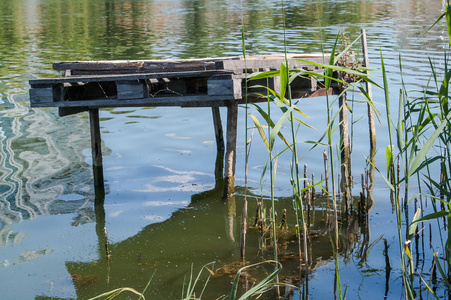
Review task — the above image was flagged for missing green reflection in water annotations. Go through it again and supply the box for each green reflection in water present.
[0,0,447,298]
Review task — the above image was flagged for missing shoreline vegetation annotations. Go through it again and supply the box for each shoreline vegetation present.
[84,1,451,299]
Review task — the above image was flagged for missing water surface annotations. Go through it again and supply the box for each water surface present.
[0,0,448,298]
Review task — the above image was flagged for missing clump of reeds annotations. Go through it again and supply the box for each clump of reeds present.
[378,1,451,298]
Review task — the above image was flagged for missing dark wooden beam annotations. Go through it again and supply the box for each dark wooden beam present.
[89,109,105,195]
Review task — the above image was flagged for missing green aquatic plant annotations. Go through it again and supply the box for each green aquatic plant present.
[229,260,283,300]
[182,262,216,300]
[88,272,154,300]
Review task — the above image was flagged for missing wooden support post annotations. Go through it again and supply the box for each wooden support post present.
[89,109,105,196]
[223,102,238,198]
[211,106,225,152]
[338,91,351,203]
[361,28,376,204]
[361,29,376,156]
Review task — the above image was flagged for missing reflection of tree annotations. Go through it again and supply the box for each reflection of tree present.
[0,0,445,70]
[31,0,158,61]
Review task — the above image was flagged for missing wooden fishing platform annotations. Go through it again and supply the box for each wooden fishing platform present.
[28,54,347,198]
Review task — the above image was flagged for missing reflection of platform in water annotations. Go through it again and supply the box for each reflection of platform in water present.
[64,175,370,299]
[29,54,348,198]
[55,151,372,300]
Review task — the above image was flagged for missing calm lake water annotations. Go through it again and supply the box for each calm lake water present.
[0,0,449,299]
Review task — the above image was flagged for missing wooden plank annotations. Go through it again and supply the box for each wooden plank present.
[59,107,88,117]
[30,86,324,109]
[29,70,230,85]
[89,109,105,194]
[29,84,64,104]
[117,80,146,100]
[29,87,54,104]
[52,55,332,76]
[207,74,242,99]
[53,57,242,75]
[29,94,236,108]
[221,54,331,73]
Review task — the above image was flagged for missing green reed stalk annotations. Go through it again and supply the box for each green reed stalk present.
[380,49,415,299]
[280,0,309,296]
[324,42,343,300]
[267,79,278,264]
[229,261,282,300]
[240,0,249,262]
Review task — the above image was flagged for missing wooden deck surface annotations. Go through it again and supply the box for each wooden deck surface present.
[29,54,338,112]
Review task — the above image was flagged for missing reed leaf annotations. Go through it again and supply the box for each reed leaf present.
[249,70,283,80]
[408,207,422,240]
[412,210,449,224]
[249,113,270,151]
[356,84,383,124]
[269,105,294,151]
[229,261,282,300]
[418,273,440,299]
[88,288,144,300]
[250,103,293,151]
[183,262,215,300]
[397,90,405,152]
[280,62,288,102]
[297,63,381,88]
[423,176,451,200]
[407,110,451,178]
[366,155,395,191]
[385,145,394,178]
[433,248,451,290]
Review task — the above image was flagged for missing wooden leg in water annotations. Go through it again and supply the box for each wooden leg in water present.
[361,28,376,155]
[89,109,105,196]
[223,102,238,198]
[212,106,225,152]
[361,28,376,205]
[338,91,351,205]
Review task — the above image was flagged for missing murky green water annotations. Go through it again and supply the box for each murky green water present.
[0,0,448,299]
